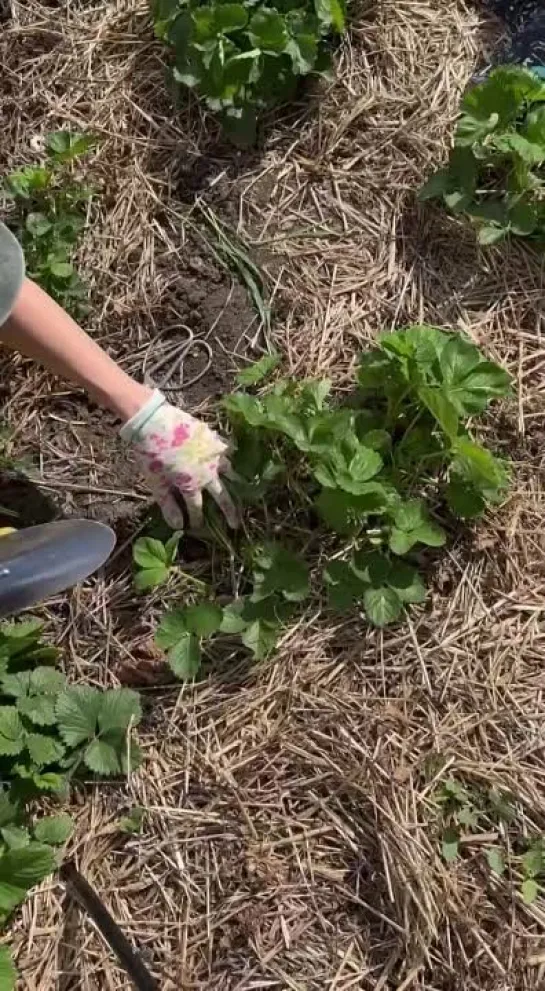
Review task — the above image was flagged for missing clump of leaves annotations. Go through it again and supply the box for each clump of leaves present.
[0,619,142,791]
[152,0,345,144]
[0,618,144,987]
[133,532,182,591]
[2,130,95,315]
[156,543,309,678]
[419,66,545,245]
[155,325,511,680]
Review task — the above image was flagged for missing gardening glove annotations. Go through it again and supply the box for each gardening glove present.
[481,2,545,76]
[120,390,238,530]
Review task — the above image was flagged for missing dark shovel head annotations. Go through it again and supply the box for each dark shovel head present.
[0,520,116,618]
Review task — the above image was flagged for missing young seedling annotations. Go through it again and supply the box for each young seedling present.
[132,532,182,591]
[3,130,95,316]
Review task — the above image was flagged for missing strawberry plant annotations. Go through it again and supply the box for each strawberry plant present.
[154,325,511,679]
[133,532,182,590]
[2,130,95,315]
[152,0,345,143]
[420,66,545,245]
[0,617,144,986]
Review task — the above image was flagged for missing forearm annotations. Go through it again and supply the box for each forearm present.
[0,278,151,421]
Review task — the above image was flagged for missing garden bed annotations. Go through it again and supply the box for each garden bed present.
[2,0,545,989]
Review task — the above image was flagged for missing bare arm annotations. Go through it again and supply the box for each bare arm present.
[0,278,152,421]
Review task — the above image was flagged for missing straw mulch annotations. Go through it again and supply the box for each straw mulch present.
[2,0,545,988]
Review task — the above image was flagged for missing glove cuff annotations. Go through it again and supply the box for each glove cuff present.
[119,389,166,442]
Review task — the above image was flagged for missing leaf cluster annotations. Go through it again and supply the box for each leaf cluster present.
[0,619,144,987]
[155,542,309,677]
[150,326,511,681]
[436,775,545,906]
[152,0,345,143]
[222,326,510,627]
[2,131,95,315]
[0,619,142,792]
[419,66,545,244]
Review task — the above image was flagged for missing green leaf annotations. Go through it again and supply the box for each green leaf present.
[1,619,42,640]
[34,813,74,846]
[451,438,509,493]
[419,168,450,200]
[55,686,102,746]
[417,386,459,438]
[183,602,223,637]
[456,804,478,828]
[236,353,280,387]
[316,487,388,534]
[389,500,446,555]
[133,537,168,569]
[522,840,543,879]
[1,827,29,850]
[249,8,288,52]
[84,739,121,776]
[155,609,188,649]
[97,689,142,733]
[352,550,390,587]
[241,620,278,659]
[492,132,545,166]
[0,946,16,990]
[0,709,25,756]
[215,3,248,33]
[509,198,538,236]
[0,673,31,698]
[445,480,485,519]
[118,806,145,835]
[25,213,52,238]
[0,844,55,915]
[439,336,511,415]
[219,601,248,634]
[486,847,506,876]
[168,633,201,680]
[45,130,95,161]
[314,0,345,32]
[323,560,364,611]
[30,668,66,696]
[521,878,539,904]
[223,393,264,426]
[17,695,57,727]
[26,734,65,767]
[442,826,460,863]
[478,225,506,246]
[363,587,402,627]
[253,545,310,602]
[387,562,426,604]
[0,794,19,830]
[49,261,74,280]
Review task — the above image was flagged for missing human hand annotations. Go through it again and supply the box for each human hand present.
[120,390,238,530]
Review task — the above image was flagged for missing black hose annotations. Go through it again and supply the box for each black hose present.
[60,861,159,991]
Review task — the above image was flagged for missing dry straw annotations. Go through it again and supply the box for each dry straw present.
[1,0,545,988]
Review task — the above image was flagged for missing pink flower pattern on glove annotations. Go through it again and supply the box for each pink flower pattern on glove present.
[120,391,237,529]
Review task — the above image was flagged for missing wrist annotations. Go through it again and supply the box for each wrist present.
[103,379,155,422]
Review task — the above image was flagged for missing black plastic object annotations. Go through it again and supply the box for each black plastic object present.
[61,862,159,991]
[0,520,116,618]
[484,1,545,74]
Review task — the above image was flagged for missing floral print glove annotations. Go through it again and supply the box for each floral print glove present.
[120,391,238,530]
